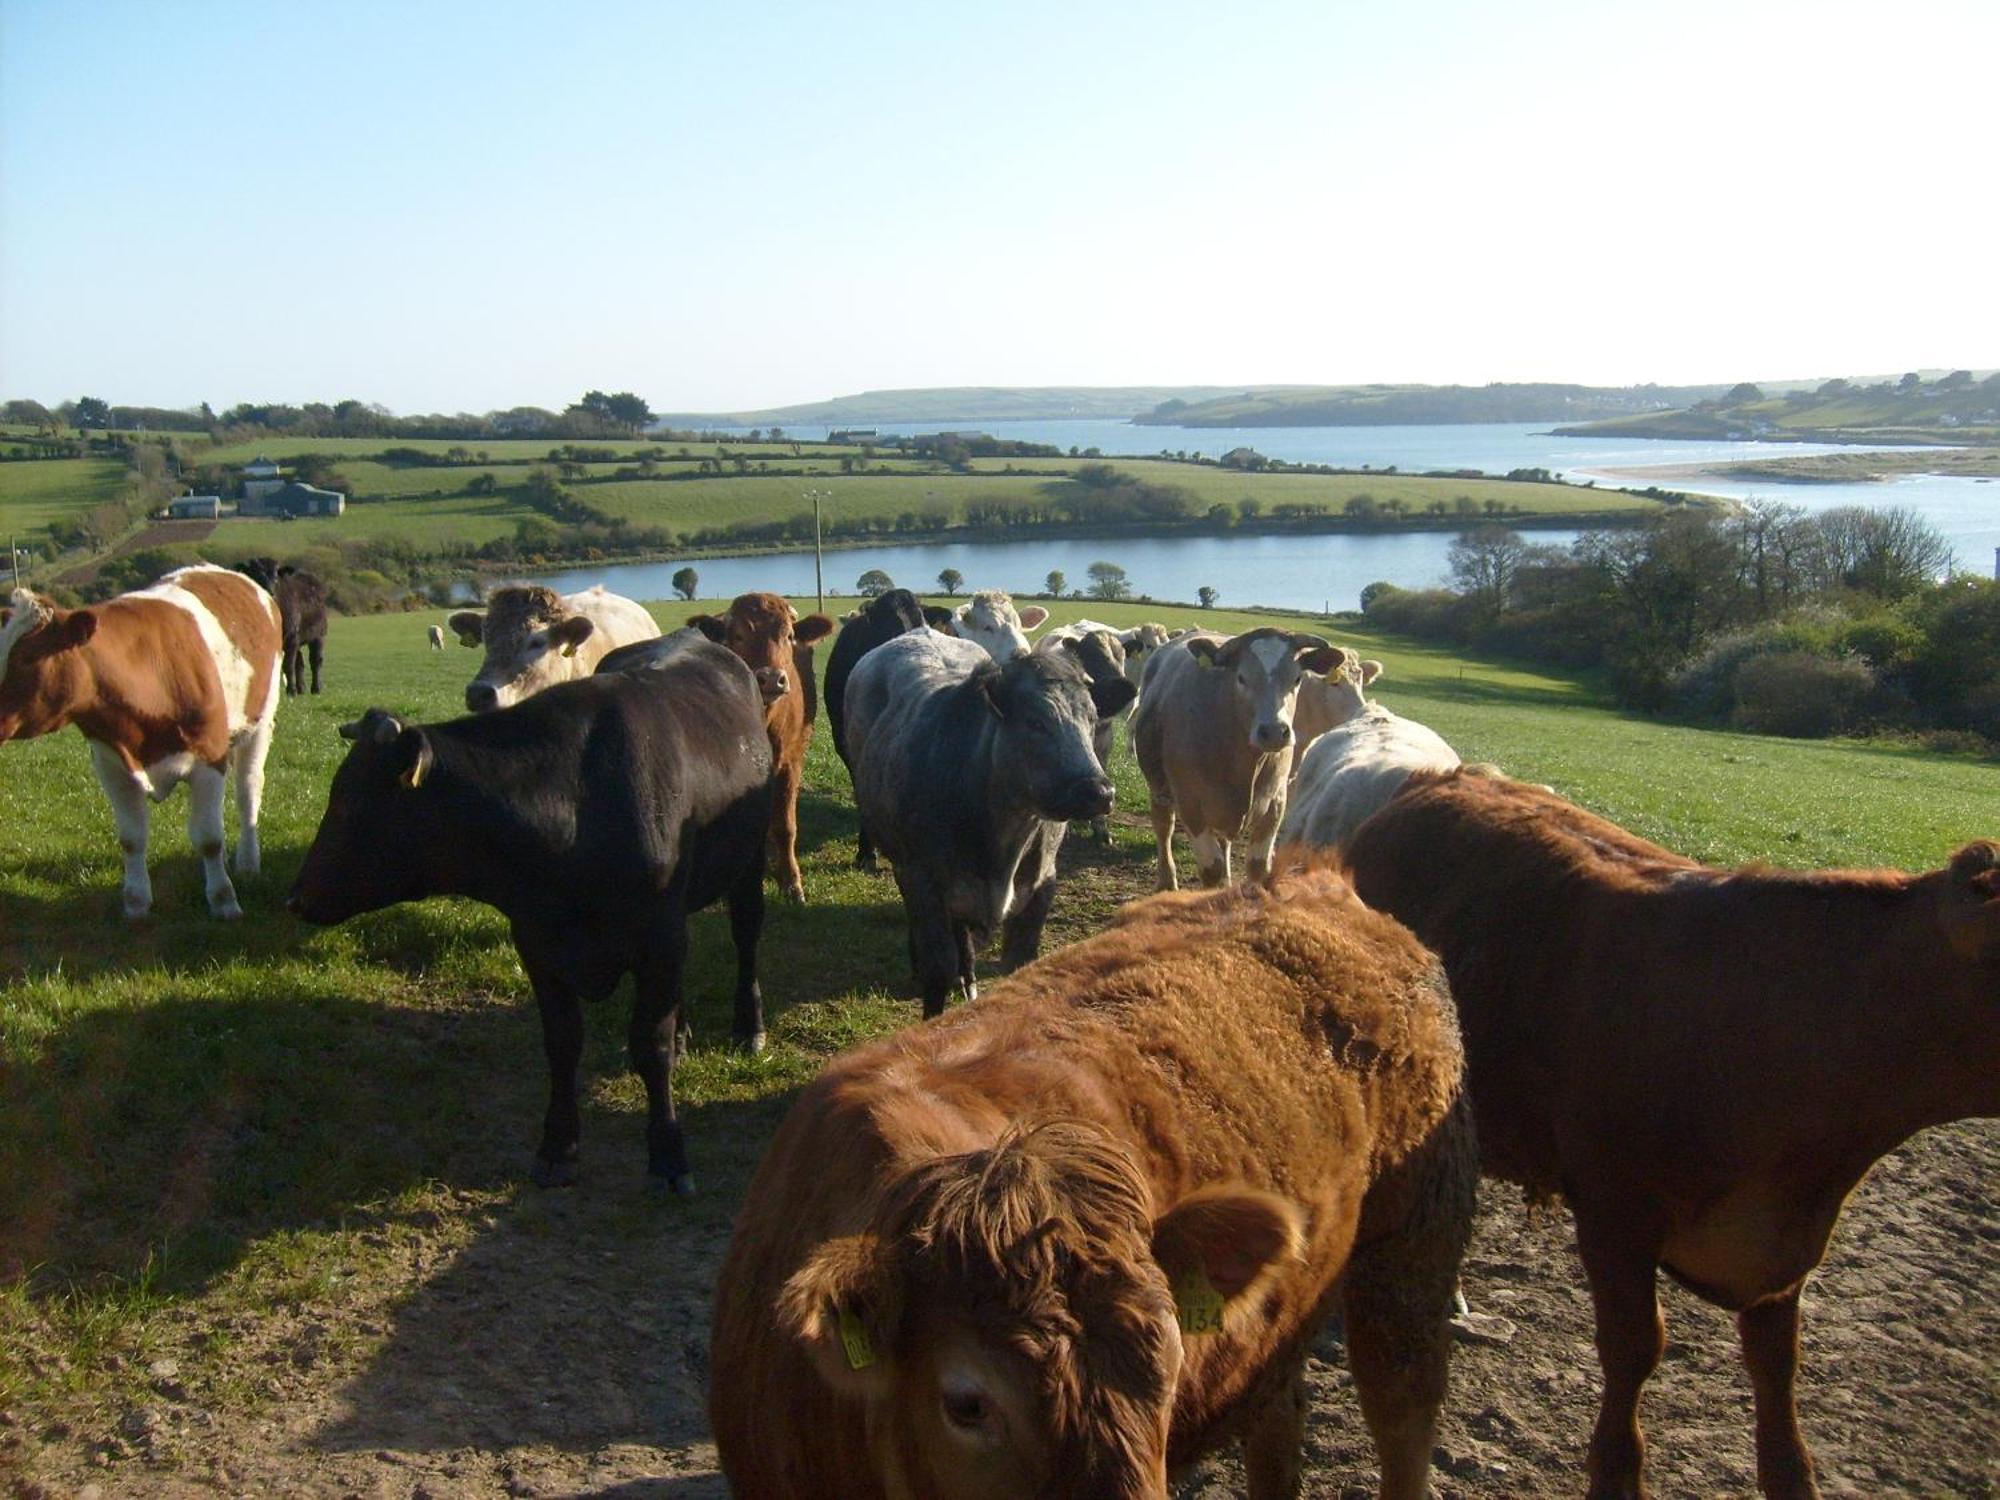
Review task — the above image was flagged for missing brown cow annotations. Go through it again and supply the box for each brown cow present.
[710,868,1475,1499]
[1342,770,2000,1500]
[689,593,834,903]
[0,566,281,918]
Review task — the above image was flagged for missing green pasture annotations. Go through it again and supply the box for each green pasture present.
[3,597,1994,1448]
[208,493,540,551]
[0,459,130,539]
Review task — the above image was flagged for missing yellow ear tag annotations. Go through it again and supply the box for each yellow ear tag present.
[399,760,428,790]
[561,640,579,658]
[1173,1267,1226,1337]
[837,1308,875,1370]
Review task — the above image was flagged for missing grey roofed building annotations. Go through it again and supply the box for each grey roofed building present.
[251,481,346,518]
[166,494,222,520]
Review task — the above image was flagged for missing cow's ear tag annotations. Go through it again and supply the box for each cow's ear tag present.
[837,1307,875,1370]
[561,640,580,658]
[1173,1266,1226,1337]
[400,760,428,790]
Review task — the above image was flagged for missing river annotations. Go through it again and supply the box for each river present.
[535,421,1996,612]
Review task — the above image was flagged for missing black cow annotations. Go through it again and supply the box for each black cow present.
[822,588,953,870]
[238,557,329,695]
[844,627,1136,1017]
[1034,624,1129,843]
[287,635,774,1193]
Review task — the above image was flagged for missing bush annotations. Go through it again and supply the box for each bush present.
[1730,652,1875,738]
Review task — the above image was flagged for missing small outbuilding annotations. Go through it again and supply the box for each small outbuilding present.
[166,494,222,520]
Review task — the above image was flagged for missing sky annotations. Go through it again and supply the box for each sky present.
[2,0,1996,415]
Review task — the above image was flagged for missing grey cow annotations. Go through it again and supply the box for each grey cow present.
[844,628,1134,1017]
[1131,627,1358,889]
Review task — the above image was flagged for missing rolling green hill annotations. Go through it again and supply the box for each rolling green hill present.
[1552,373,2000,445]
[1133,383,1733,427]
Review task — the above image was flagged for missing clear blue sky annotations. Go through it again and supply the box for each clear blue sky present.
[2,0,1994,414]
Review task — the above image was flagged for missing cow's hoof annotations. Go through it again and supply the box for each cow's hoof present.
[733,1030,767,1055]
[650,1170,697,1196]
[782,884,806,906]
[530,1157,579,1189]
[854,853,878,873]
[210,897,244,920]
[122,899,153,921]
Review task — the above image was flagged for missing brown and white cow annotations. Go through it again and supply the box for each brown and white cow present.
[0,566,281,918]
[711,867,1475,1500]
[689,593,834,903]
[1343,770,2000,1500]
[1130,628,1360,889]
[447,584,658,712]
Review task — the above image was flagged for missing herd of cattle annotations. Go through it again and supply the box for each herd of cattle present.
[1,563,1994,1499]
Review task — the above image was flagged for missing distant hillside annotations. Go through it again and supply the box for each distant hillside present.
[1131,383,1731,427]
[659,386,1255,428]
[1551,372,2000,445]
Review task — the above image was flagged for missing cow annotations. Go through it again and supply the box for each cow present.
[1035,623,1130,843]
[844,628,1132,1017]
[942,588,1049,660]
[823,589,955,871]
[687,593,835,903]
[1130,629,1358,890]
[2,567,279,919]
[236,557,329,695]
[1290,653,1382,779]
[447,584,658,712]
[1279,697,1459,853]
[710,867,1476,1500]
[286,635,775,1193]
[427,624,446,651]
[1342,769,2000,1500]
[1116,620,1172,690]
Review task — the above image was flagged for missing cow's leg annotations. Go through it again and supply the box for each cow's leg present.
[231,716,275,877]
[1244,796,1286,885]
[895,873,958,1019]
[954,923,978,1003]
[768,760,806,903]
[282,641,301,696]
[307,637,324,694]
[633,923,695,1193]
[522,953,586,1188]
[1191,830,1231,888]
[90,742,154,919]
[999,875,1057,972]
[1740,1285,1819,1499]
[1575,1214,1665,1500]
[853,825,878,872]
[186,761,243,919]
[727,865,768,1053]
[1149,801,1178,890]
[1240,1354,1307,1499]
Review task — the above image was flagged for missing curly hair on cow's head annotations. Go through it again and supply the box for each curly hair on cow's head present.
[484,585,568,623]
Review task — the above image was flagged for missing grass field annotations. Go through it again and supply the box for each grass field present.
[3,599,1993,1491]
[0,459,130,540]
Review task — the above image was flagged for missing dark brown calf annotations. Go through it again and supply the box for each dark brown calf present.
[689,593,833,903]
[1344,769,2000,1499]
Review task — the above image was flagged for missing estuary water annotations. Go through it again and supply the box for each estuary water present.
[536,421,1996,612]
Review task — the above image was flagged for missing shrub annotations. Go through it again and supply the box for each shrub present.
[1730,652,1875,738]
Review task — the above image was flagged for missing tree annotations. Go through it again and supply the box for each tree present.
[938,567,964,596]
[1724,383,1764,404]
[72,396,112,428]
[671,566,699,601]
[857,568,894,597]
[1086,560,1130,600]
[1045,569,1066,597]
[1899,371,1923,391]
[1448,526,1529,616]
[1816,506,1953,599]
[1197,585,1218,608]
[567,389,654,435]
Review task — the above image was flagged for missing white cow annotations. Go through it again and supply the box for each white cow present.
[943,589,1048,660]
[427,624,446,650]
[1279,699,1462,853]
[447,585,659,712]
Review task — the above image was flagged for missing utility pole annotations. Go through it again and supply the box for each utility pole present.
[804,488,830,613]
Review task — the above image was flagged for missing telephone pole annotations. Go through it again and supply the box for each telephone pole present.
[804,488,830,613]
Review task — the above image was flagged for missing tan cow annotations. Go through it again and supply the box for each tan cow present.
[1130,628,1360,888]
[447,584,658,711]
[1344,770,2000,1500]
[711,867,1475,1499]
[0,566,281,918]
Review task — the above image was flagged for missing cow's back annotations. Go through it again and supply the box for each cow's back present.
[121,566,282,743]
[567,587,660,674]
[1283,705,1460,851]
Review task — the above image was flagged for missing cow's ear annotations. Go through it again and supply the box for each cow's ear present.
[922,606,956,631]
[1152,1187,1304,1333]
[795,613,835,645]
[1017,605,1050,631]
[973,665,1006,719]
[339,708,404,744]
[1942,841,2000,961]
[1089,675,1139,719]
[1297,644,1349,676]
[778,1234,901,1394]
[687,614,726,643]
[48,609,98,651]
[1358,659,1384,686]
[447,610,485,647]
[392,727,434,790]
[549,614,595,657]
[1185,636,1223,668]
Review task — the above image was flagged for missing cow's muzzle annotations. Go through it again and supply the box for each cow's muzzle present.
[1252,721,1294,752]
[1052,776,1115,821]
[465,680,499,713]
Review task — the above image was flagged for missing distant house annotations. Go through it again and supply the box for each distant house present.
[239,456,289,512]
[166,494,222,520]
[256,481,346,518]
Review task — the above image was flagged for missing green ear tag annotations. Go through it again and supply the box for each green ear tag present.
[1173,1267,1226,1337]
[837,1307,875,1370]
